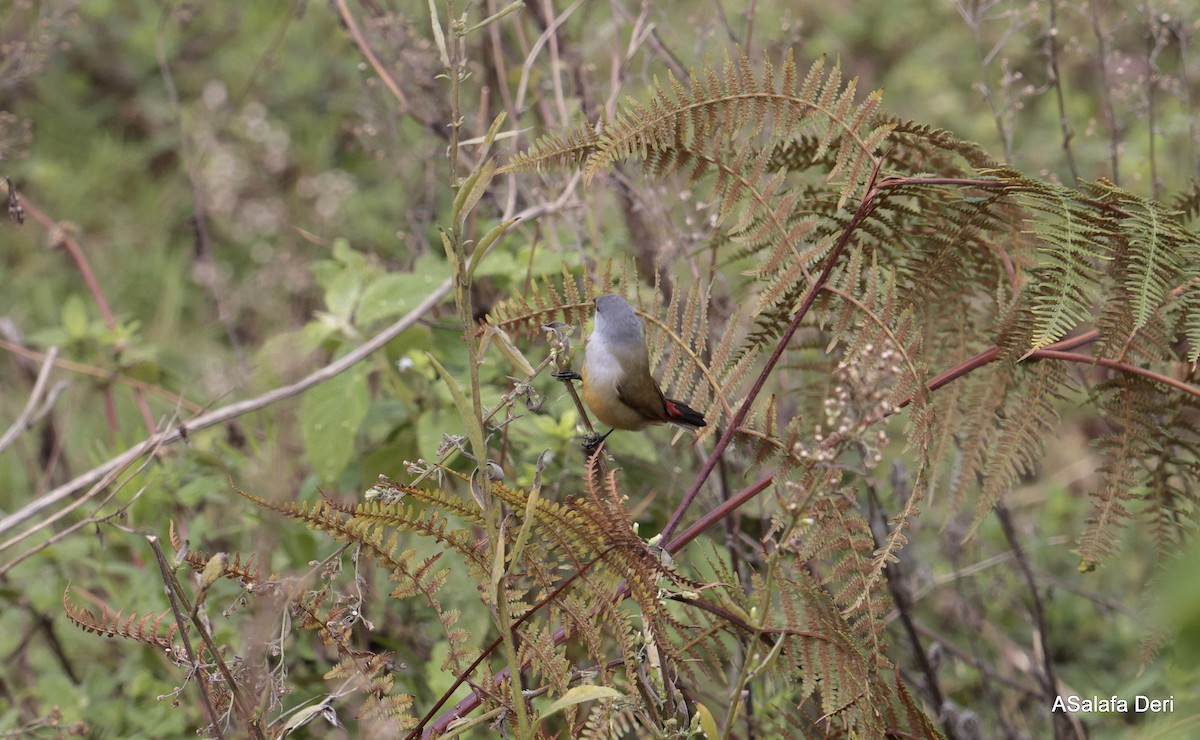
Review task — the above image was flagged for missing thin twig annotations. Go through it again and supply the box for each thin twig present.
[865,482,955,740]
[822,312,1200,452]
[147,534,266,739]
[0,339,205,412]
[1046,0,1080,182]
[1089,1,1121,184]
[1031,349,1200,398]
[515,0,586,114]
[0,437,165,576]
[0,278,452,541]
[144,534,225,739]
[0,346,59,454]
[993,502,1065,740]
[332,0,412,113]
[910,622,1042,696]
[664,472,774,555]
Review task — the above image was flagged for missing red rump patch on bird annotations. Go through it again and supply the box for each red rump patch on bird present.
[664,398,707,428]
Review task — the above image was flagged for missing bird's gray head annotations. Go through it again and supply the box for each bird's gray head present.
[593,294,645,345]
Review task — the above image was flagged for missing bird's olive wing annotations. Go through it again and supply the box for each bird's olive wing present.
[615,378,668,422]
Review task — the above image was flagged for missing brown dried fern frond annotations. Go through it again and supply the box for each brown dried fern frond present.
[64,587,178,652]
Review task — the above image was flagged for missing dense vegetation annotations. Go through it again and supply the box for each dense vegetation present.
[2,1,1199,738]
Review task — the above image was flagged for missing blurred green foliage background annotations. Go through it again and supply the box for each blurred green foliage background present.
[1,0,1199,737]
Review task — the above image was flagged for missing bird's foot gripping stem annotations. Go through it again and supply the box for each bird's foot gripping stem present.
[551,369,582,382]
[581,428,613,457]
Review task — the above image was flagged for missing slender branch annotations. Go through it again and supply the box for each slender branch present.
[665,593,844,645]
[0,339,204,413]
[1031,349,1200,398]
[1046,0,1080,182]
[865,483,955,740]
[147,534,265,739]
[993,503,1065,740]
[0,433,166,576]
[910,622,1040,696]
[664,472,773,554]
[0,279,452,541]
[821,325,1200,451]
[1089,1,1121,184]
[0,346,59,453]
[144,535,227,740]
[332,0,412,113]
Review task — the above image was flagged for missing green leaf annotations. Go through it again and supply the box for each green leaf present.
[358,269,442,325]
[1017,186,1108,351]
[301,364,370,483]
[465,3,524,35]
[466,111,508,164]
[323,265,365,324]
[121,358,163,384]
[280,698,335,734]
[695,701,720,738]
[61,294,89,340]
[428,0,450,68]
[509,450,548,569]
[465,218,518,283]
[426,353,486,467]
[438,227,459,283]
[538,685,623,723]
[176,476,222,507]
[452,158,495,230]
[311,240,373,323]
[480,324,536,377]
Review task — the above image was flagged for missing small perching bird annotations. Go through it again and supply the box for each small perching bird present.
[579,294,707,437]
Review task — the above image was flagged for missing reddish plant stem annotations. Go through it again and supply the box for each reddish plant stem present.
[832,325,1197,450]
[2,182,158,436]
[665,472,773,554]
[1032,349,1200,398]
[658,170,887,544]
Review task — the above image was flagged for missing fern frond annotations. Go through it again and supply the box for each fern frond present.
[497,123,603,174]
[63,588,178,651]
[486,267,595,339]
[1010,179,1112,351]
[505,51,889,210]
[1177,276,1200,365]
[793,493,891,659]
[774,574,884,735]
[969,361,1066,537]
[881,117,1001,173]
[1169,179,1200,223]
[1080,377,1200,569]
[352,501,489,571]
[1077,377,1158,569]
[1086,180,1198,333]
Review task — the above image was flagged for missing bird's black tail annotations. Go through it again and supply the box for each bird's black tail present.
[663,398,706,430]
